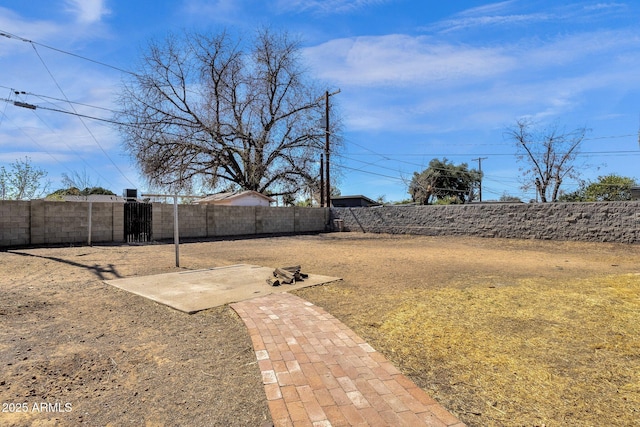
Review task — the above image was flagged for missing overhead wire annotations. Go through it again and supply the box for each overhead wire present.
[1,29,138,189]
[28,42,136,187]
[0,30,137,76]
[5,93,637,190]
[3,29,639,199]
[0,88,11,128]
[10,95,113,186]
[0,110,77,176]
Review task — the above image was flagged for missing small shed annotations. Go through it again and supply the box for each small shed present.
[631,187,640,200]
[330,195,381,208]
[195,190,275,207]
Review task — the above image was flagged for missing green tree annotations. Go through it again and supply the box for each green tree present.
[559,174,637,202]
[506,119,588,202]
[585,174,636,201]
[408,158,481,205]
[0,157,49,200]
[557,181,587,202]
[47,186,116,199]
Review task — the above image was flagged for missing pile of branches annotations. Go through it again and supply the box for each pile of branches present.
[266,265,308,286]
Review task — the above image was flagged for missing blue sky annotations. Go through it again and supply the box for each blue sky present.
[1,0,640,202]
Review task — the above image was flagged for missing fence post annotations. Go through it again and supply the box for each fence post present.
[87,201,92,246]
[174,196,179,267]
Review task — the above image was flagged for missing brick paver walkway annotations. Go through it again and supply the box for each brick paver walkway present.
[231,293,466,427]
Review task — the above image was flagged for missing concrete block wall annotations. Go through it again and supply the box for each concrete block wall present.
[295,207,330,233]
[212,206,257,236]
[151,203,173,241]
[148,204,328,240]
[178,205,208,238]
[152,204,210,240]
[41,201,89,245]
[3,200,639,247]
[257,207,295,234]
[112,203,125,243]
[0,200,124,247]
[331,202,640,244]
[43,201,125,245]
[0,201,30,246]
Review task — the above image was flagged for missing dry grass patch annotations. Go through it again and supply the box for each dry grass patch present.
[347,273,640,426]
[4,234,640,426]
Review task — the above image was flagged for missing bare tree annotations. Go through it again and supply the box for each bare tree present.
[0,157,49,200]
[117,28,339,196]
[506,119,588,202]
[61,169,98,191]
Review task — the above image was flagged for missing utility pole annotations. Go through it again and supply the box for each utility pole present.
[472,157,488,202]
[319,153,324,207]
[320,89,340,207]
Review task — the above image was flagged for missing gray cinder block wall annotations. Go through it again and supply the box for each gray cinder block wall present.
[6,200,638,247]
[152,205,329,239]
[0,200,330,247]
[0,200,126,247]
[330,202,640,244]
[0,201,31,246]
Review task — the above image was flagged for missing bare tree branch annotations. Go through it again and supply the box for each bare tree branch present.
[116,28,337,196]
[506,119,589,202]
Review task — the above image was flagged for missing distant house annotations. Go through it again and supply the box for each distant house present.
[194,190,275,207]
[632,187,640,200]
[330,195,381,208]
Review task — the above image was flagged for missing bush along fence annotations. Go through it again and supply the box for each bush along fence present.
[330,202,640,244]
[0,200,330,248]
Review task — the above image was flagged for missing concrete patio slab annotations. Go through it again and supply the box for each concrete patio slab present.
[105,264,341,314]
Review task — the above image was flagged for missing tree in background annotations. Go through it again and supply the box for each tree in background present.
[45,169,116,199]
[0,157,49,200]
[559,174,637,202]
[117,27,340,198]
[46,187,115,199]
[408,158,481,205]
[291,183,340,207]
[499,192,523,203]
[61,170,98,191]
[506,119,588,202]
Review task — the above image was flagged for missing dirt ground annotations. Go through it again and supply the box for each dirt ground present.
[1,233,639,426]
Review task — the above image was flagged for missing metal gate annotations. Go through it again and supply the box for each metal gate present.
[124,202,152,243]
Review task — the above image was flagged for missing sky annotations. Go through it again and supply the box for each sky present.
[1,0,640,202]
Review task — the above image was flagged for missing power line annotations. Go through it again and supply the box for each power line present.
[0,109,77,176]
[7,96,639,193]
[28,43,136,188]
[2,97,125,126]
[346,149,640,158]
[338,165,406,182]
[3,89,638,167]
[0,29,136,76]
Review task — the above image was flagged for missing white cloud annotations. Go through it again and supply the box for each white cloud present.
[583,2,626,11]
[276,0,391,14]
[0,7,61,48]
[304,34,515,87]
[304,25,640,133]
[428,13,551,33]
[64,0,110,24]
[422,0,550,33]
[182,0,238,17]
[457,1,516,17]
[427,1,630,34]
